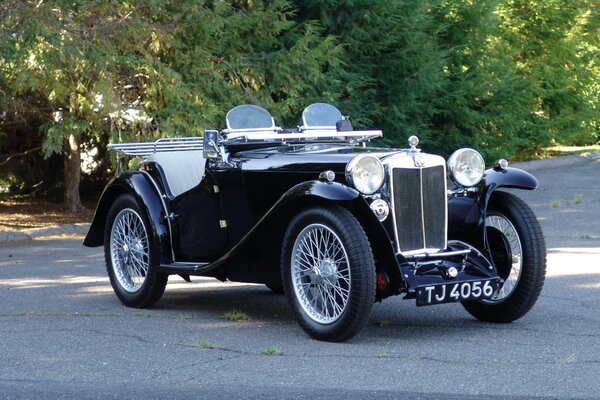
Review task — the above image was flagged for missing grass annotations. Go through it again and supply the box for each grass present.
[571,194,583,205]
[577,233,594,240]
[551,194,584,208]
[192,339,217,350]
[542,145,600,158]
[558,353,577,365]
[259,346,283,356]
[220,309,251,322]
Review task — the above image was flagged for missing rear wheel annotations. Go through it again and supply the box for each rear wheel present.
[104,194,167,308]
[281,206,376,342]
[462,191,546,322]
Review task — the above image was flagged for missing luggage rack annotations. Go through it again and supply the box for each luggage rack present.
[108,130,382,157]
[107,130,383,174]
[108,137,204,175]
[108,137,204,157]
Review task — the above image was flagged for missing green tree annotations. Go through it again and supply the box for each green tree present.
[496,0,599,148]
[1,1,161,210]
[295,0,444,146]
[294,0,598,161]
[0,0,341,210]
[427,0,539,160]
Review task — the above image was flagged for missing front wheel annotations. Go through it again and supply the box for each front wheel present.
[462,191,546,322]
[104,194,168,308]
[281,206,376,342]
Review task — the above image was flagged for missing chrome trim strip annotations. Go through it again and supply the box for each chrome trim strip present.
[419,168,426,247]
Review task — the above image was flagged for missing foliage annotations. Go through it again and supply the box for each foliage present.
[295,0,444,145]
[296,0,599,161]
[0,0,341,199]
[1,0,598,199]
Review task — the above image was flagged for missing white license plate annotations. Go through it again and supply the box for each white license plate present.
[415,279,500,306]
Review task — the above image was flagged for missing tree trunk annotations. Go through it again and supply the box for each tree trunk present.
[63,133,83,212]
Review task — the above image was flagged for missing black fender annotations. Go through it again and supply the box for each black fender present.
[83,171,174,264]
[481,166,538,206]
[279,179,361,204]
[448,167,538,247]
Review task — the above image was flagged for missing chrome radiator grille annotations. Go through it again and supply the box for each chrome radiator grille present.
[391,165,447,253]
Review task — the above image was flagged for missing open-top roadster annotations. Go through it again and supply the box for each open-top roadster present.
[84,103,546,341]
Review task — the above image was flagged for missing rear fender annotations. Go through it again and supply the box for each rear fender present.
[83,171,174,264]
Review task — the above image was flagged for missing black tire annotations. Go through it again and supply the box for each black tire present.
[281,206,376,342]
[104,194,168,308]
[462,191,546,322]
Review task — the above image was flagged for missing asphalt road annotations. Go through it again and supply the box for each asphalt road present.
[1,157,599,399]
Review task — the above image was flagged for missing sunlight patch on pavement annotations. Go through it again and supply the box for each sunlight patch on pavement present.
[73,276,259,295]
[572,282,600,289]
[0,275,109,289]
[547,247,600,277]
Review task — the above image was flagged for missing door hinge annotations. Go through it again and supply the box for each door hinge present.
[219,220,228,228]
[213,185,220,193]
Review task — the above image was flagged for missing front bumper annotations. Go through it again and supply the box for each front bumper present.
[398,241,501,304]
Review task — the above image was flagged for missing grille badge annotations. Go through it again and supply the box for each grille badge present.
[413,154,425,167]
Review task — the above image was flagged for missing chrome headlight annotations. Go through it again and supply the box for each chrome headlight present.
[346,154,384,194]
[447,148,485,187]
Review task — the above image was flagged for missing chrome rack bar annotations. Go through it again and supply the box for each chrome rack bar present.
[108,137,204,157]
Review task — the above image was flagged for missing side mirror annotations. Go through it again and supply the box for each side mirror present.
[203,130,221,160]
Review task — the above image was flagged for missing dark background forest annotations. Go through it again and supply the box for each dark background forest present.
[1,0,598,211]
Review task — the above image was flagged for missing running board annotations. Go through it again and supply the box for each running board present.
[158,262,210,274]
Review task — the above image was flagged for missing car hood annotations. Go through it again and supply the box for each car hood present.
[235,144,405,174]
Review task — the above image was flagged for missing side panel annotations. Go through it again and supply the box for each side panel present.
[209,180,401,297]
[169,169,227,260]
[202,180,359,279]
[83,172,173,264]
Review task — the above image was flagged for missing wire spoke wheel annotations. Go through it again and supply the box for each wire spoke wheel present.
[282,206,375,342]
[291,223,351,324]
[486,213,522,301]
[110,208,150,293]
[104,194,167,308]
[462,191,546,323]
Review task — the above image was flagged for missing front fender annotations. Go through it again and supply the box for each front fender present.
[449,167,538,243]
[83,171,173,264]
[482,167,538,204]
[280,179,361,203]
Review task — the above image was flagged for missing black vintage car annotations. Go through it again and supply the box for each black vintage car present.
[84,103,546,341]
